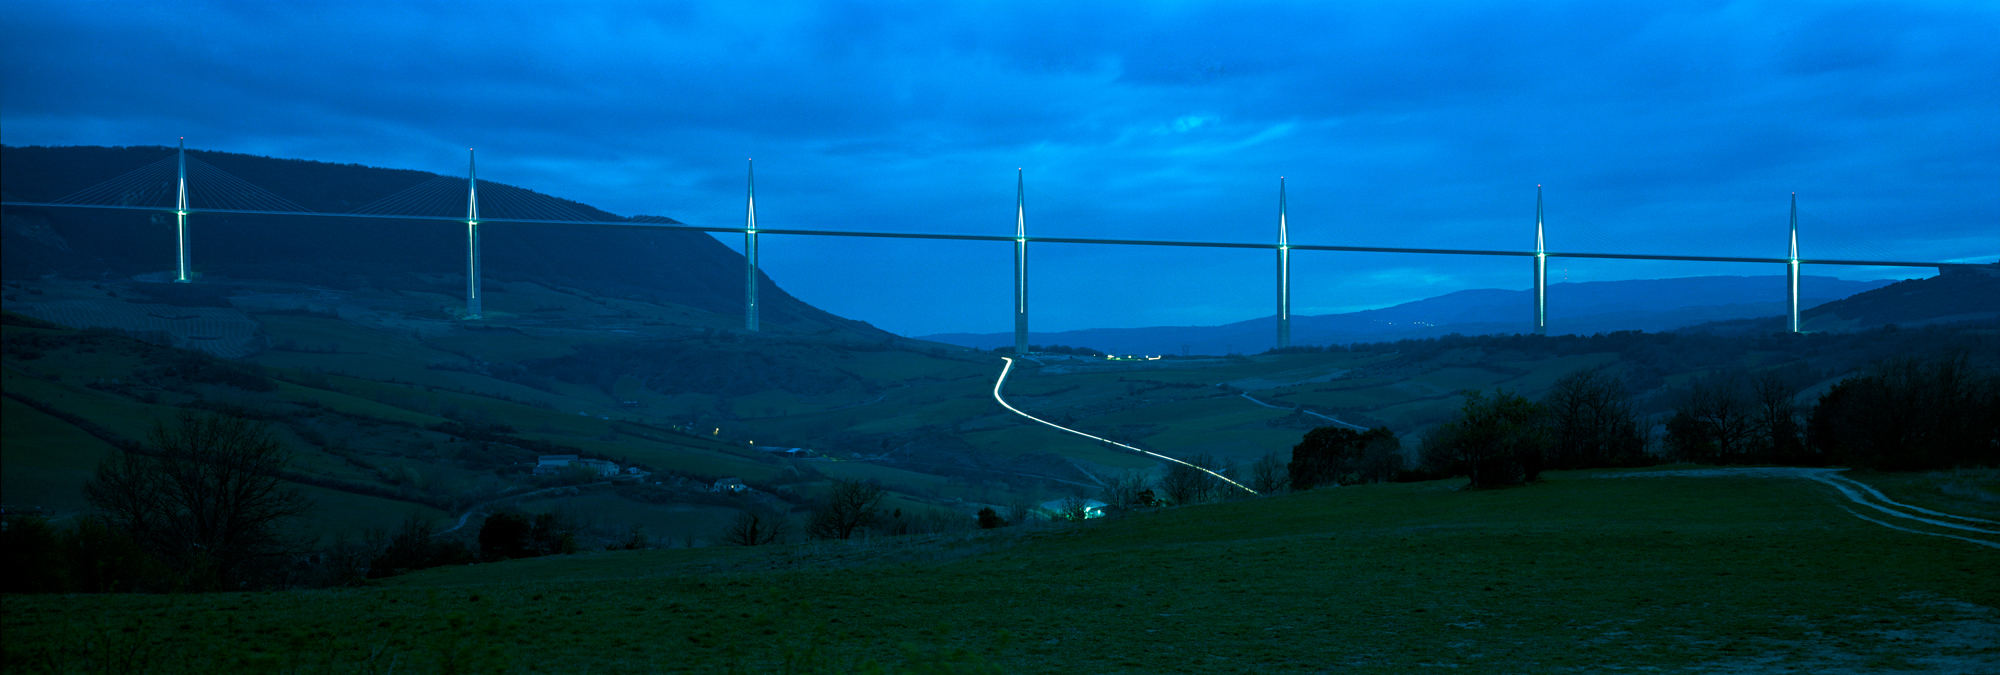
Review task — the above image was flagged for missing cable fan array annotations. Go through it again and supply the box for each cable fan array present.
[49,154,310,214]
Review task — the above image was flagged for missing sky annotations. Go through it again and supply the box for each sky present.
[4,1,1996,337]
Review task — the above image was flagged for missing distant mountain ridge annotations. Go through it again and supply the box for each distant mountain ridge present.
[0,145,886,337]
[1681,263,2000,335]
[919,275,1904,355]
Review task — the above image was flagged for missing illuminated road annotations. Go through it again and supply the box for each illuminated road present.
[992,356,1257,496]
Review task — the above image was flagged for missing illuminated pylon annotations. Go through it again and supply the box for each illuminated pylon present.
[1788,193,1800,333]
[465,149,481,320]
[1533,185,1547,336]
[1014,169,1029,355]
[1276,177,1291,349]
[745,159,760,332]
[175,138,190,283]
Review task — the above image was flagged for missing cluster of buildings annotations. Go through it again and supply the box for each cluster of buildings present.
[532,454,644,478]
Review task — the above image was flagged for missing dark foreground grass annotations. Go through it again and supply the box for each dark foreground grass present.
[6,469,1996,673]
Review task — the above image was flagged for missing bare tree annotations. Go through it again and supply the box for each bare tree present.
[1099,470,1150,508]
[719,508,788,546]
[1159,453,1220,505]
[1667,374,1755,463]
[1543,366,1648,468]
[1752,371,1806,462]
[807,478,886,540]
[85,412,312,588]
[1250,452,1289,493]
[1003,498,1036,526]
[1052,495,1092,521]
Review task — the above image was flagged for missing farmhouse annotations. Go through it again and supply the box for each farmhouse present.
[532,455,579,475]
[1040,498,1108,519]
[533,455,619,477]
[712,477,749,493]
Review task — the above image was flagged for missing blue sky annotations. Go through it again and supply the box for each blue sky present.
[4,1,1995,336]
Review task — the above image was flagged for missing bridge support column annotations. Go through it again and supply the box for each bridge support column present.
[1788,193,1800,333]
[175,138,191,283]
[745,159,760,332]
[465,149,481,320]
[1276,177,1291,349]
[1014,169,1028,355]
[1533,186,1546,335]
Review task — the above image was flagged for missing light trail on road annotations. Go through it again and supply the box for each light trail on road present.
[992,357,1257,496]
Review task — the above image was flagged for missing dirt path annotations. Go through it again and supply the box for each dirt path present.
[1598,467,2000,549]
[1236,392,1369,431]
[440,481,614,534]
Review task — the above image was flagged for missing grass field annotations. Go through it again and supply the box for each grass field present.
[7,467,1993,674]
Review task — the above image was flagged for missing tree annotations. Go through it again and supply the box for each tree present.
[1421,390,1550,487]
[477,510,577,561]
[1542,366,1649,469]
[1752,371,1810,464]
[719,508,789,546]
[807,478,886,540]
[976,507,1005,528]
[1810,353,1999,470]
[1159,454,1219,505]
[1051,495,1092,521]
[1355,432,1406,484]
[1250,452,1289,493]
[1099,470,1150,509]
[1291,427,1400,490]
[84,412,311,589]
[376,513,474,575]
[1665,374,1755,463]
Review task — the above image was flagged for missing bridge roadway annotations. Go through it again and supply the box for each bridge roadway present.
[0,201,1949,269]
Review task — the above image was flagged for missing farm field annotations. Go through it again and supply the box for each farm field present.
[5,468,1993,673]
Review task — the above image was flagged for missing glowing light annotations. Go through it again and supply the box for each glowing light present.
[992,357,1257,495]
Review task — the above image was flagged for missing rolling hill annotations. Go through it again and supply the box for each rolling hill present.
[919,274,1904,355]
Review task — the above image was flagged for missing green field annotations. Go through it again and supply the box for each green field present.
[5,468,1993,673]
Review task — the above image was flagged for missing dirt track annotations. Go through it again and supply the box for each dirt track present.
[1598,467,2000,549]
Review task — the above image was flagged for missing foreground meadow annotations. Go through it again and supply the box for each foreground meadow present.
[5,468,1995,674]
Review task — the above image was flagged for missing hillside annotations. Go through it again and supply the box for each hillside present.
[0,145,882,336]
[6,467,1995,672]
[1681,263,2000,335]
[920,275,1899,355]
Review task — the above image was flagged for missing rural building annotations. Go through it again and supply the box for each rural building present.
[1040,498,1108,519]
[577,459,620,477]
[532,455,580,475]
[713,477,749,493]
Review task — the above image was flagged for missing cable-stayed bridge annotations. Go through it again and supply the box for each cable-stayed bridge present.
[1,142,1969,352]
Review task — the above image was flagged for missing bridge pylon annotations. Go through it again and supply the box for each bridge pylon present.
[745,159,760,332]
[1014,169,1028,355]
[465,149,481,320]
[174,138,192,283]
[1788,193,1800,333]
[1276,177,1291,349]
[1533,186,1547,336]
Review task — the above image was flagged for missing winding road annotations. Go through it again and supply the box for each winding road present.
[992,357,1258,495]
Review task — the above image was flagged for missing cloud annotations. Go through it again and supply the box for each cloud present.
[3,0,1994,334]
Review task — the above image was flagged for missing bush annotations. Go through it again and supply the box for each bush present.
[478,511,578,561]
[369,514,475,577]
[0,515,173,593]
[976,507,1004,529]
